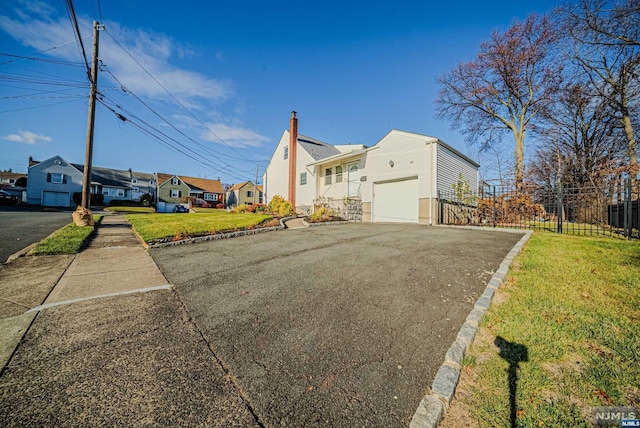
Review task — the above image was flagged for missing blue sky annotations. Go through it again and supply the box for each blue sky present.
[1,0,562,185]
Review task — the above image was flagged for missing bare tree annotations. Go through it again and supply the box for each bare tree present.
[566,0,640,175]
[530,81,626,187]
[436,14,561,190]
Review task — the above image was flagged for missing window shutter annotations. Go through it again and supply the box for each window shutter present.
[47,173,51,183]
[62,175,67,184]
[178,190,182,198]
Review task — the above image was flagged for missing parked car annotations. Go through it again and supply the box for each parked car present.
[0,190,19,206]
[193,198,212,208]
[173,204,189,213]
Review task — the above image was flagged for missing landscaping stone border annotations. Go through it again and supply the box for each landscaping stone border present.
[409,227,533,428]
[144,226,284,249]
[301,218,351,227]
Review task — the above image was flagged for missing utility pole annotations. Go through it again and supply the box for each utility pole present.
[75,21,102,225]
[253,164,259,205]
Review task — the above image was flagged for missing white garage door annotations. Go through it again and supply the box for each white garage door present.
[373,178,418,223]
[42,191,70,207]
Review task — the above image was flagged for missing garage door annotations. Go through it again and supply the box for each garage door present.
[42,191,70,207]
[372,178,418,223]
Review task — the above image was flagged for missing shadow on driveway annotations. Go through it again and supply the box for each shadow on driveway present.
[151,223,524,427]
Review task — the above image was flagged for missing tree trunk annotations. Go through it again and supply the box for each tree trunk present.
[622,112,638,176]
[514,130,525,192]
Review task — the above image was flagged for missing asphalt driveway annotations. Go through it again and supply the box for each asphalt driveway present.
[150,223,524,427]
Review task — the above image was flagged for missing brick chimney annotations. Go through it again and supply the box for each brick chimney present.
[288,111,298,207]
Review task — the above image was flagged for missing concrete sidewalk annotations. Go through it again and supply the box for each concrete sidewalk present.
[0,214,258,427]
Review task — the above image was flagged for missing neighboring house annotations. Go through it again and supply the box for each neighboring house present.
[263,112,479,225]
[157,173,224,212]
[226,181,264,206]
[26,155,156,207]
[0,171,26,187]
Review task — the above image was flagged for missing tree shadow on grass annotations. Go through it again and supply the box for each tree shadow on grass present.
[495,336,529,428]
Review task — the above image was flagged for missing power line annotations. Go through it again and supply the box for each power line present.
[0,98,83,114]
[64,0,91,76]
[0,52,85,67]
[0,39,85,67]
[100,62,259,166]
[103,28,259,164]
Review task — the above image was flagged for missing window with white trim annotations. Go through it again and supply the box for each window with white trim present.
[116,189,125,197]
[149,180,155,186]
[324,168,332,185]
[171,178,179,185]
[336,166,343,183]
[284,146,289,160]
[51,173,63,184]
[246,190,253,198]
[300,172,307,186]
[170,189,181,198]
[132,178,138,184]
[133,187,140,192]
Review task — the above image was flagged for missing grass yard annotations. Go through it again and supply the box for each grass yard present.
[29,215,102,255]
[126,210,274,243]
[441,233,640,428]
[104,206,155,213]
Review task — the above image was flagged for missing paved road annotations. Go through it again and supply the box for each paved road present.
[0,207,73,264]
[151,223,524,427]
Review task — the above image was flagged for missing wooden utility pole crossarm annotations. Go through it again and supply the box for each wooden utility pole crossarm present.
[74,20,102,226]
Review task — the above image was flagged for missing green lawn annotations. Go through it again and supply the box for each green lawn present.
[104,206,155,213]
[447,233,640,427]
[29,215,102,255]
[126,210,274,243]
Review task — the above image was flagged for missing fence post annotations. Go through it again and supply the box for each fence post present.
[492,186,496,227]
[625,178,632,240]
[556,182,563,234]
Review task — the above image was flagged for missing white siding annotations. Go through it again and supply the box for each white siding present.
[436,145,479,196]
[264,131,291,205]
[360,131,436,203]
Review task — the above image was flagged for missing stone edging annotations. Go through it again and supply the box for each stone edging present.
[409,229,533,428]
[301,219,351,227]
[145,226,284,249]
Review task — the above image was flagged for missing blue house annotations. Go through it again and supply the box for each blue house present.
[26,155,156,207]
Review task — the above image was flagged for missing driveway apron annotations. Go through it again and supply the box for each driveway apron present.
[151,223,524,427]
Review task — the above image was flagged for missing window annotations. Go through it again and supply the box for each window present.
[336,166,343,183]
[116,189,125,197]
[132,178,138,184]
[51,173,63,184]
[170,189,181,198]
[205,193,215,201]
[324,168,332,185]
[300,172,307,186]
[284,146,289,160]
[246,190,253,198]
[149,180,155,186]
[171,178,179,185]
[133,187,140,192]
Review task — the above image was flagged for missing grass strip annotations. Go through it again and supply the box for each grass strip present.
[29,215,102,255]
[126,210,273,242]
[445,233,640,427]
[104,206,155,213]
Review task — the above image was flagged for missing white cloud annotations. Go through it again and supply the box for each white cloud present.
[4,130,52,145]
[201,123,270,148]
[0,4,231,107]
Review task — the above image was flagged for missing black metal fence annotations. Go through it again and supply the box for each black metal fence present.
[438,179,640,239]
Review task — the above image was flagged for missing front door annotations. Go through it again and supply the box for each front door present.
[347,162,360,197]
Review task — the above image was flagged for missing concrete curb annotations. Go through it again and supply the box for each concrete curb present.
[409,229,533,428]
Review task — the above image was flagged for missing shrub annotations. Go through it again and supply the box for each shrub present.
[108,199,143,207]
[236,203,249,213]
[268,195,295,217]
[216,203,225,209]
[248,203,267,213]
[73,192,104,206]
[139,193,153,207]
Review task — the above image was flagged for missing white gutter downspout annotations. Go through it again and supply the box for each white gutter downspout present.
[430,140,438,225]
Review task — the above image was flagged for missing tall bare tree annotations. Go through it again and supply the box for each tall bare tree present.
[530,81,626,187]
[566,0,640,175]
[436,14,561,190]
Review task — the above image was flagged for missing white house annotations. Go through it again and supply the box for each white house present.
[263,112,479,225]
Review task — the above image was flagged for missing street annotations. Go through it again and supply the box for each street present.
[0,207,73,264]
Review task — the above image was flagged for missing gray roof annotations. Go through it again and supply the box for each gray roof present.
[71,163,155,188]
[297,134,341,161]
